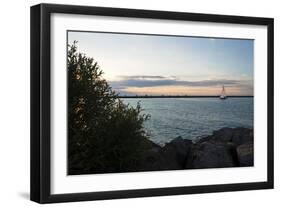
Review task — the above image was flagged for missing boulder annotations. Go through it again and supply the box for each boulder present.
[212,127,234,142]
[236,142,254,166]
[185,141,238,169]
[139,127,253,171]
[232,128,253,145]
[139,136,193,171]
[160,137,193,167]
[211,127,253,145]
[185,127,253,169]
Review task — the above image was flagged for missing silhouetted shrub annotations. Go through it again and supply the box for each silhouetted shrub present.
[68,41,151,174]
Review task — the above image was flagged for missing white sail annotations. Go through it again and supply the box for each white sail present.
[220,85,227,99]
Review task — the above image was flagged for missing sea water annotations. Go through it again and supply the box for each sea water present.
[122,97,253,146]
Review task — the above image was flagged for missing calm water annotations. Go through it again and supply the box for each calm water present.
[122,98,253,146]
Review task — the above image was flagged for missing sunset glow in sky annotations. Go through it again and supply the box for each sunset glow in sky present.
[68,31,254,96]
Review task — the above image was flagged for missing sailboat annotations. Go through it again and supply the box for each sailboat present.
[220,85,227,100]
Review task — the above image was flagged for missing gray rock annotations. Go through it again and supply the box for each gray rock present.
[208,127,253,145]
[236,142,254,166]
[161,137,193,167]
[185,141,238,169]
[195,135,213,144]
[212,127,234,142]
[232,128,253,145]
[139,127,253,171]
[139,136,192,171]
[185,127,253,169]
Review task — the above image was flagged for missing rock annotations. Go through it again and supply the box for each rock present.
[195,135,213,144]
[232,128,253,145]
[139,136,193,171]
[236,142,254,166]
[160,137,193,167]
[205,127,253,145]
[185,141,238,169]
[212,127,234,142]
[139,127,253,171]
[185,127,253,169]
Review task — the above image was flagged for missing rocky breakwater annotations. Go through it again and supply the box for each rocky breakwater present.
[139,127,253,171]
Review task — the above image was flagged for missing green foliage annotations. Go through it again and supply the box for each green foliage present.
[68,41,151,174]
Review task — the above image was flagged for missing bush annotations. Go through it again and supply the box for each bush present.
[67,41,151,174]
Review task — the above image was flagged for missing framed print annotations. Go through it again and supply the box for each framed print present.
[30,3,274,203]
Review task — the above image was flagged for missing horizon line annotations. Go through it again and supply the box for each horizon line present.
[118,95,254,98]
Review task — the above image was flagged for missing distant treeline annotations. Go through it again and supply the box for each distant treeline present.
[118,95,254,98]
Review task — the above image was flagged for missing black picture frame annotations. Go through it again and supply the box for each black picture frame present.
[30,3,274,204]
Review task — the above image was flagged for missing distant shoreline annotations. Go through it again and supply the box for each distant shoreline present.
[118,95,254,98]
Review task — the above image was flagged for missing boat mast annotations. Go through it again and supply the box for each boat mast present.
[220,85,227,99]
[222,85,225,96]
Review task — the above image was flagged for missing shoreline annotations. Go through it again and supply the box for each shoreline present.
[69,127,254,175]
[138,127,254,171]
[119,95,254,98]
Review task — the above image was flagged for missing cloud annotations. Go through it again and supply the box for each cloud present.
[117,75,167,80]
[109,75,244,88]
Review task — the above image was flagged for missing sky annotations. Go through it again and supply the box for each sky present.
[68,31,254,96]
